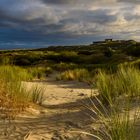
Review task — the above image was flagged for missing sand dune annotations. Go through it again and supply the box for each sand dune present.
[0,75,96,140]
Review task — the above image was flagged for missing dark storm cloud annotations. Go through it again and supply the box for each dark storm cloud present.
[41,0,94,5]
[66,9,117,24]
[0,0,139,45]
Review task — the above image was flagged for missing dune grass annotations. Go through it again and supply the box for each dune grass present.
[0,65,45,118]
[87,66,140,140]
[95,66,140,105]
[0,66,31,118]
[85,96,139,140]
[27,66,53,79]
[56,68,92,83]
[30,85,45,105]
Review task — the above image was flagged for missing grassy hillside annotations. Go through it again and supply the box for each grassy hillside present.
[0,40,139,81]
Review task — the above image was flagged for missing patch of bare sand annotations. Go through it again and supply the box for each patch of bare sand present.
[0,75,97,140]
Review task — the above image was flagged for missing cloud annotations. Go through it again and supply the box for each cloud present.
[0,0,61,25]
[0,0,139,45]
[117,0,140,4]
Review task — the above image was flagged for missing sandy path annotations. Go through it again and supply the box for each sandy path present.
[27,76,93,105]
[0,75,96,140]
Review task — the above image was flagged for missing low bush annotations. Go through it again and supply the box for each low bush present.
[54,62,77,71]
[104,47,114,57]
[46,51,78,63]
[125,45,140,57]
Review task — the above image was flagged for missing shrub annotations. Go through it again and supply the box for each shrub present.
[15,58,31,66]
[104,47,114,57]
[54,62,77,71]
[78,50,94,55]
[46,51,79,63]
[125,45,140,57]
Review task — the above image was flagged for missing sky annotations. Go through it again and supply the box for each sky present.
[0,0,140,49]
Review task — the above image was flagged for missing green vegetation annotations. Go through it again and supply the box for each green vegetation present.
[87,96,139,140]
[30,85,45,105]
[95,67,140,105]
[0,66,31,118]
[0,65,45,118]
[88,66,140,140]
[1,40,139,83]
[125,45,140,57]
[0,42,139,73]
[27,66,52,79]
[0,40,139,139]
[56,68,91,83]
[104,47,114,57]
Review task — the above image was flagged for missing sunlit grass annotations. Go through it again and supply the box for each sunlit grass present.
[0,65,45,118]
[84,96,139,140]
[86,66,140,140]
[30,85,45,105]
[27,66,53,79]
[95,66,140,105]
[56,68,91,82]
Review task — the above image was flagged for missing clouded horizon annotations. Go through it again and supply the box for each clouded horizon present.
[0,0,140,49]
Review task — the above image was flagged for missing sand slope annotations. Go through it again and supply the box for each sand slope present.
[0,75,96,140]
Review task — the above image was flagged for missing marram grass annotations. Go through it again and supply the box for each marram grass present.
[83,96,139,140]
[56,68,91,82]
[95,66,140,105]
[0,65,45,118]
[82,66,140,140]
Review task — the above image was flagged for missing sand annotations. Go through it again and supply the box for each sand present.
[0,75,97,140]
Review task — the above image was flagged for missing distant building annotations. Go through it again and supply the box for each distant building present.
[93,39,113,44]
[92,39,136,45]
[105,39,113,42]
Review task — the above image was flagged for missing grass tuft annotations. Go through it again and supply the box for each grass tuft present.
[87,66,140,140]
[0,65,32,118]
[30,85,45,105]
[56,68,91,83]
